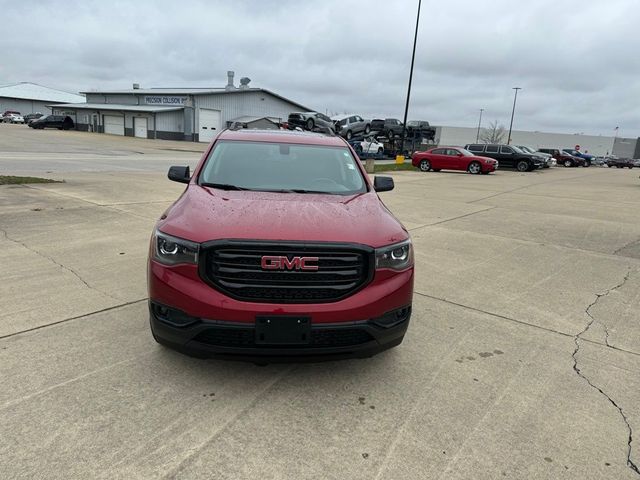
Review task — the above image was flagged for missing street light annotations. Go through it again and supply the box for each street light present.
[507,87,521,145]
[397,0,421,163]
[475,108,484,142]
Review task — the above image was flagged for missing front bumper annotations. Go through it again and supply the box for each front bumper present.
[148,259,414,361]
[149,301,411,361]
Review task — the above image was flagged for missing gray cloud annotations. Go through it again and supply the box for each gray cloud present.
[1,0,637,136]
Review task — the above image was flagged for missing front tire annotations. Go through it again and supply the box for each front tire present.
[517,160,529,172]
[564,160,573,168]
[346,130,352,140]
[419,159,431,172]
[387,130,395,140]
[306,118,315,130]
[364,124,371,134]
[468,161,482,174]
[377,147,383,154]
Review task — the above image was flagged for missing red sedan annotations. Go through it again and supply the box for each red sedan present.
[412,146,498,174]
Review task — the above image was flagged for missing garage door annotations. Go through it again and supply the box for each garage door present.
[199,109,221,143]
[134,117,148,138]
[104,115,124,136]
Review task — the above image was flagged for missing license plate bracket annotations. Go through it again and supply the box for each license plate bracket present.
[255,316,311,345]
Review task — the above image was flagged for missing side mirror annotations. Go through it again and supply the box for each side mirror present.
[374,176,394,192]
[457,153,463,157]
[168,166,190,184]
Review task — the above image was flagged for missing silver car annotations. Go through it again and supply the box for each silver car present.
[331,114,371,140]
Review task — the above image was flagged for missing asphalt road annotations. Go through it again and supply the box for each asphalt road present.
[1,126,640,479]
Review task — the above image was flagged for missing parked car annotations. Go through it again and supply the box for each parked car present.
[406,120,436,142]
[606,157,634,168]
[370,118,404,139]
[29,115,75,130]
[562,149,593,167]
[287,112,335,133]
[24,113,43,124]
[2,110,20,119]
[412,146,497,174]
[331,114,371,139]
[538,148,585,167]
[516,145,554,168]
[149,128,413,360]
[2,113,24,124]
[464,144,544,171]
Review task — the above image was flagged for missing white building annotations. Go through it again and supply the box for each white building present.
[0,82,85,115]
[50,72,310,142]
[434,126,621,157]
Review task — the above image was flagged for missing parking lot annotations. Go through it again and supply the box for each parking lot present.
[1,124,639,479]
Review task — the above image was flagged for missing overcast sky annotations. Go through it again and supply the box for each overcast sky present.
[1,0,638,136]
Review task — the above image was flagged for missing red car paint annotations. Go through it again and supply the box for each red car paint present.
[147,129,414,360]
[412,146,497,174]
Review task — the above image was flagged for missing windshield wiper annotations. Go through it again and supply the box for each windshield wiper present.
[200,182,251,191]
[259,188,336,194]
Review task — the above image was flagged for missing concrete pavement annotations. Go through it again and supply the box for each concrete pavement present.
[1,128,640,479]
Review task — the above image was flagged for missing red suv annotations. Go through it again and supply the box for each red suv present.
[148,129,414,361]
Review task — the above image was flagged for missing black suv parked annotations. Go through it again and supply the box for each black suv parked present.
[29,115,75,130]
[287,112,335,133]
[464,144,544,172]
[370,118,404,139]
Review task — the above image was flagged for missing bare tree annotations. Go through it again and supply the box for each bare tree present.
[479,120,506,144]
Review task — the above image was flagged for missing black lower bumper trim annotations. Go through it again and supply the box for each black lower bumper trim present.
[149,302,411,362]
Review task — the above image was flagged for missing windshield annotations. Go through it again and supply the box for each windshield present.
[518,146,534,153]
[459,148,474,156]
[199,141,367,195]
[510,146,525,154]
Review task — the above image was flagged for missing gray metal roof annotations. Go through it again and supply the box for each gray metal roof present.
[0,82,85,103]
[48,103,184,113]
[80,87,310,110]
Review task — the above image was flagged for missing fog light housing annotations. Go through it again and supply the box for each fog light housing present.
[371,306,412,328]
[151,302,199,327]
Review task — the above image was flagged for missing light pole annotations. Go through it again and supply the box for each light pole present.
[398,0,421,163]
[475,108,484,142]
[507,87,521,145]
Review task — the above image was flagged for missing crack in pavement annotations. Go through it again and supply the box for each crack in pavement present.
[0,227,122,302]
[0,298,148,340]
[572,269,639,476]
[414,290,640,357]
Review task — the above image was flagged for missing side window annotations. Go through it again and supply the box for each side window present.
[485,146,499,153]
[467,145,483,152]
[500,146,514,154]
[431,148,446,154]
[446,149,459,156]
[349,116,358,124]
[355,116,363,122]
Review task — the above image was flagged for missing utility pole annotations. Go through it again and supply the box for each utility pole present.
[397,0,421,163]
[507,87,521,145]
[475,108,484,142]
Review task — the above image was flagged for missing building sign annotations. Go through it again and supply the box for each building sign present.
[144,96,188,106]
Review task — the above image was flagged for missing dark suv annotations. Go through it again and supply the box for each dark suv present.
[370,118,404,139]
[287,112,335,133]
[29,115,74,130]
[538,148,585,167]
[148,129,414,361]
[464,144,544,171]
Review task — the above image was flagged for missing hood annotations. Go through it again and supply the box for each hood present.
[158,186,407,249]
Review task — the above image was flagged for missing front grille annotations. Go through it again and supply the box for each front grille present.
[193,327,374,348]
[200,242,372,303]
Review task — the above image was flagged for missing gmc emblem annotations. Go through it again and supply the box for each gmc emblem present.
[261,255,319,271]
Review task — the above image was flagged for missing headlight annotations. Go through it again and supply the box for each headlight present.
[375,239,413,271]
[153,230,199,265]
